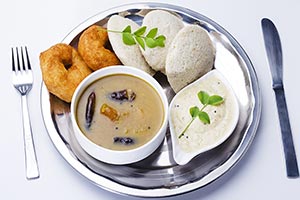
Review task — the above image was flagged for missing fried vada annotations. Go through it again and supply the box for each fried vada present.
[40,43,92,102]
[78,25,121,71]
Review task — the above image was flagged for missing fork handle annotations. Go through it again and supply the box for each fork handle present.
[21,95,40,179]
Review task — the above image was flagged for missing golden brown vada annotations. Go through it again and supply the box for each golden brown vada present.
[78,25,121,71]
[40,43,92,103]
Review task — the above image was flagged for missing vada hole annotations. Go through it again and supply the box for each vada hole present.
[64,63,73,70]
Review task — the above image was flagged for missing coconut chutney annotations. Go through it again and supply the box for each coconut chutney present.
[169,69,239,165]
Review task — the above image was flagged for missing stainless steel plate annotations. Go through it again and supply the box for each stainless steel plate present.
[40,2,261,197]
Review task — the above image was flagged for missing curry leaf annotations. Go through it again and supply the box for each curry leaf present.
[135,36,145,50]
[198,111,210,124]
[146,28,158,38]
[208,95,224,106]
[155,35,166,47]
[145,37,157,48]
[122,32,136,45]
[189,106,200,118]
[108,25,165,49]
[134,26,146,36]
[198,91,210,105]
[122,25,132,33]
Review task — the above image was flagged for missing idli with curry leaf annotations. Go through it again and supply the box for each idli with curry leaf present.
[107,15,155,75]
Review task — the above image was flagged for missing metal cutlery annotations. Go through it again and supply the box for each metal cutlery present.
[261,18,299,178]
[11,46,40,180]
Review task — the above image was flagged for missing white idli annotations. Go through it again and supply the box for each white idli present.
[166,25,215,93]
[107,15,154,75]
[141,10,184,73]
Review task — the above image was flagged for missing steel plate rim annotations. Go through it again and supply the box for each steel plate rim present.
[40,2,261,198]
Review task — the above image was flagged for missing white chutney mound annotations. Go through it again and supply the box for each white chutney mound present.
[169,69,239,165]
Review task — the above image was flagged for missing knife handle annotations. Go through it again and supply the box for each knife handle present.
[274,86,299,178]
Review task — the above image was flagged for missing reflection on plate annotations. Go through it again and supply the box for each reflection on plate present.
[40,2,261,198]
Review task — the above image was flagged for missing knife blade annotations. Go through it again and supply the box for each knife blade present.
[261,18,299,178]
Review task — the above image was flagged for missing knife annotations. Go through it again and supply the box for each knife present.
[261,18,299,178]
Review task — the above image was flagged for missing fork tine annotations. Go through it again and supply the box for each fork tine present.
[24,47,31,70]
[16,47,21,71]
[21,47,26,71]
[11,48,16,72]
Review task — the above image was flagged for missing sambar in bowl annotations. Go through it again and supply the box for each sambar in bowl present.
[71,65,169,165]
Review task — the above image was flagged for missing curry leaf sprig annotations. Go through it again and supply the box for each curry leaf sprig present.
[178,91,224,139]
[108,25,166,50]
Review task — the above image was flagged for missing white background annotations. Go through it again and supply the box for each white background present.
[1,0,300,199]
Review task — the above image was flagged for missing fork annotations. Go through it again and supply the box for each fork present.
[11,46,40,180]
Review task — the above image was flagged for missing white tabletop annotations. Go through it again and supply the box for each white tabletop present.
[1,0,300,199]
